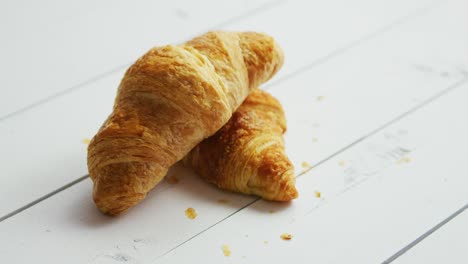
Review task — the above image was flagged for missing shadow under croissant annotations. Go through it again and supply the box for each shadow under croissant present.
[65,177,172,228]
[69,162,293,227]
[170,163,295,214]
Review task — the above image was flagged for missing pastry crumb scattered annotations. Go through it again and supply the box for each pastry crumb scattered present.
[316,96,325,101]
[82,138,91,145]
[338,160,346,167]
[185,208,197,219]
[312,137,318,143]
[268,210,275,214]
[280,233,293,240]
[397,156,411,164]
[217,199,229,204]
[165,174,179,184]
[221,245,231,256]
[301,161,312,169]
[264,240,269,244]
[314,191,321,198]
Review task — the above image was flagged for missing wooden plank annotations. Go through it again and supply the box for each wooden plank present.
[0,165,258,263]
[395,209,468,264]
[223,0,440,80]
[0,1,467,262]
[0,0,444,217]
[0,0,436,118]
[154,78,468,264]
[0,0,274,117]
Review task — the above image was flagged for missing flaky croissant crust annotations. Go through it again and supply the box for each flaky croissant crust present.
[88,31,284,215]
[185,89,298,201]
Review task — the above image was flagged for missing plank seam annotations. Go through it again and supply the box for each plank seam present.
[151,76,468,261]
[264,0,443,89]
[382,203,468,263]
[0,0,286,123]
[0,174,89,222]
[155,198,261,261]
[0,0,451,225]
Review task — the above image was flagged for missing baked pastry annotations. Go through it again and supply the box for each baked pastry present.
[184,89,298,201]
[87,31,284,215]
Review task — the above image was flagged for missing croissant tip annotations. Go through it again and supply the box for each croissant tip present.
[288,186,299,200]
[277,183,299,201]
[97,206,125,217]
[94,196,144,216]
[259,177,298,202]
[93,185,146,216]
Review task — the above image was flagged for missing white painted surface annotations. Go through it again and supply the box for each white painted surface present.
[0,0,449,217]
[396,210,468,264]
[0,0,467,263]
[0,0,272,117]
[0,0,436,118]
[155,80,468,264]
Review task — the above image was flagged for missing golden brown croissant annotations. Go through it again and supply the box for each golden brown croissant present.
[87,31,284,215]
[184,89,298,201]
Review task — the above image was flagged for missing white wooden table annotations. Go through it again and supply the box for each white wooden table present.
[1,0,467,263]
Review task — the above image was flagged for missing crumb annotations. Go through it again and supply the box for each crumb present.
[312,137,318,143]
[264,240,269,244]
[280,233,293,240]
[338,160,346,167]
[245,234,249,238]
[217,199,229,204]
[301,161,312,169]
[316,96,325,101]
[268,210,275,214]
[221,245,231,256]
[165,174,179,184]
[82,138,91,145]
[315,191,321,198]
[185,208,197,219]
[397,156,411,164]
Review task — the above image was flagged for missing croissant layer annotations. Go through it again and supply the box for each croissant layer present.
[88,31,284,215]
[184,89,298,201]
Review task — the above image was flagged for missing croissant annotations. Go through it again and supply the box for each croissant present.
[184,89,298,201]
[87,31,284,215]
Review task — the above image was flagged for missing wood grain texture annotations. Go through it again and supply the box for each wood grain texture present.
[1,0,468,263]
[0,0,273,117]
[156,78,468,264]
[395,210,468,264]
[0,0,438,217]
